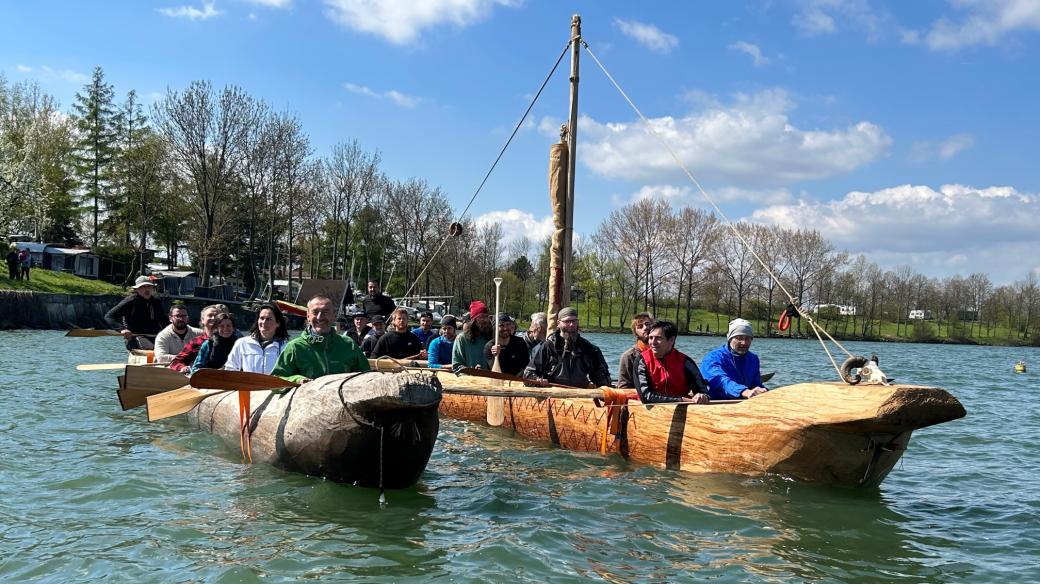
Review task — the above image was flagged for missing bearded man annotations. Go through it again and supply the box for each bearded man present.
[616,312,653,389]
[523,307,611,388]
[451,300,493,372]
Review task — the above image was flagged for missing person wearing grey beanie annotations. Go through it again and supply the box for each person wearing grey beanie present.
[522,307,611,388]
[699,317,768,399]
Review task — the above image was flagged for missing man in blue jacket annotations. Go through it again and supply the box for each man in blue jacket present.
[700,318,768,400]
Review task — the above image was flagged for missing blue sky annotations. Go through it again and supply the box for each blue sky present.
[3,0,1038,283]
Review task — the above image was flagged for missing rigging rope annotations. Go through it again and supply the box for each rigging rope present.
[582,42,853,379]
[400,40,574,301]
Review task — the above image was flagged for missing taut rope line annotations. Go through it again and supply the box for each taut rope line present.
[582,42,853,379]
[400,40,574,301]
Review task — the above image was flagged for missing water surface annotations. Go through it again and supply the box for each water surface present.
[0,331,1036,582]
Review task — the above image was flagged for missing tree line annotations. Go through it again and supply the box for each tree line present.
[2,69,1037,344]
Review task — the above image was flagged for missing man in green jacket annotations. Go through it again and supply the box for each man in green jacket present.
[451,300,492,372]
[272,295,369,383]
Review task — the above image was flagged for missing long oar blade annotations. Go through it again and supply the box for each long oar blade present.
[79,362,164,371]
[146,386,225,421]
[487,356,505,426]
[189,369,299,392]
[124,364,187,392]
[761,371,775,384]
[66,328,123,337]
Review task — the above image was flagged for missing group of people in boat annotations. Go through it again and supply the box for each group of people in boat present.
[105,276,768,403]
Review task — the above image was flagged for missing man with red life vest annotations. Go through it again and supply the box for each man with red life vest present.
[635,320,710,404]
[616,312,653,389]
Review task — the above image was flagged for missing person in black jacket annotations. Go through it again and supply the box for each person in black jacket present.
[104,275,168,350]
[362,280,396,319]
[523,307,611,388]
[484,313,529,376]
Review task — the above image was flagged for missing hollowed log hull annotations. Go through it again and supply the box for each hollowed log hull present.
[437,378,965,487]
[188,371,442,488]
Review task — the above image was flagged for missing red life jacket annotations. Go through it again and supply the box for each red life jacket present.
[640,347,690,398]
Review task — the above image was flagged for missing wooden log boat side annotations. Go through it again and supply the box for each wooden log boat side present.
[186,370,443,488]
[433,373,966,487]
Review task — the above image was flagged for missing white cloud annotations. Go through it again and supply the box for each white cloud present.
[909,133,975,162]
[246,0,291,7]
[157,2,223,20]
[567,89,890,186]
[37,65,88,84]
[938,133,975,159]
[751,183,1039,282]
[613,18,679,54]
[343,82,421,108]
[791,0,890,41]
[622,184,795,208]
[323,0,515,45]
[922,0,1040,51]
[728,41,770,66]
[473,209,554,246]
[15,64,32,73]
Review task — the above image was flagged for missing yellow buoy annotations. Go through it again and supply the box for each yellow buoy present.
[1015,361,1026,373]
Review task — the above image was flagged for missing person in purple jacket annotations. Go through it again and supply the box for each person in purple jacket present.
[700,318,768,400]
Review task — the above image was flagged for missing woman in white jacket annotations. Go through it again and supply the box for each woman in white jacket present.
[224,304,290,374]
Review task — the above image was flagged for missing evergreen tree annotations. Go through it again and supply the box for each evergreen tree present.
[112,89,149,247]
[72,66,118,248]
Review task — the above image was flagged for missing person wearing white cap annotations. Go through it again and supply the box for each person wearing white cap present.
[104,275,168,350]
[699,318,768,399]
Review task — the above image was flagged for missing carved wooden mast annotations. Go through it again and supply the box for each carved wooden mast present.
[547,14,581,328]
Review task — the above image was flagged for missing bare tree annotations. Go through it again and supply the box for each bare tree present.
[153,81,262,285]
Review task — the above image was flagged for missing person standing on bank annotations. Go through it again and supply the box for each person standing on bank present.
[104,275,168,350]
[153,304,203,363]
[18,248,30,281]
[635,321,710,404]
[5,245,18,280]
[484,313,529,376]
[523,307,611,388]
[617,312,653,389]
[373,307,427,360]
[225,304,290,374]
[426,314,458,368]
[362,280,396,320]
[700,318,768,400]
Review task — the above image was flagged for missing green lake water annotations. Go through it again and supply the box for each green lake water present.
[1,330,1037,582]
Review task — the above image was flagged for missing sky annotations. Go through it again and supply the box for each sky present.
[2,0,1038,284]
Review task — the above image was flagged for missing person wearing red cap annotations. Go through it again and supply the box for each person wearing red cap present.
[451,300,493,372]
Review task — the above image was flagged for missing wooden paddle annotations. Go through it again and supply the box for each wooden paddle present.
[761,371,775,383]
[189,369,300,392]
[117,365,190,410]
[146,386,225,421]
[78,362,164,371]
[486,278,506,426]
[145,370,301,421]
[457,367,582,390]
[65,328,155,338]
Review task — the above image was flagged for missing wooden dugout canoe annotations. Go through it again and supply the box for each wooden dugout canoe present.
[436,375,966,487]
[185,370,442,488]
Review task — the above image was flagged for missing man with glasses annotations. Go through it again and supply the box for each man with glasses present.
[523,307,611,388]
[617,312,653,389]
[154,304,203,363]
